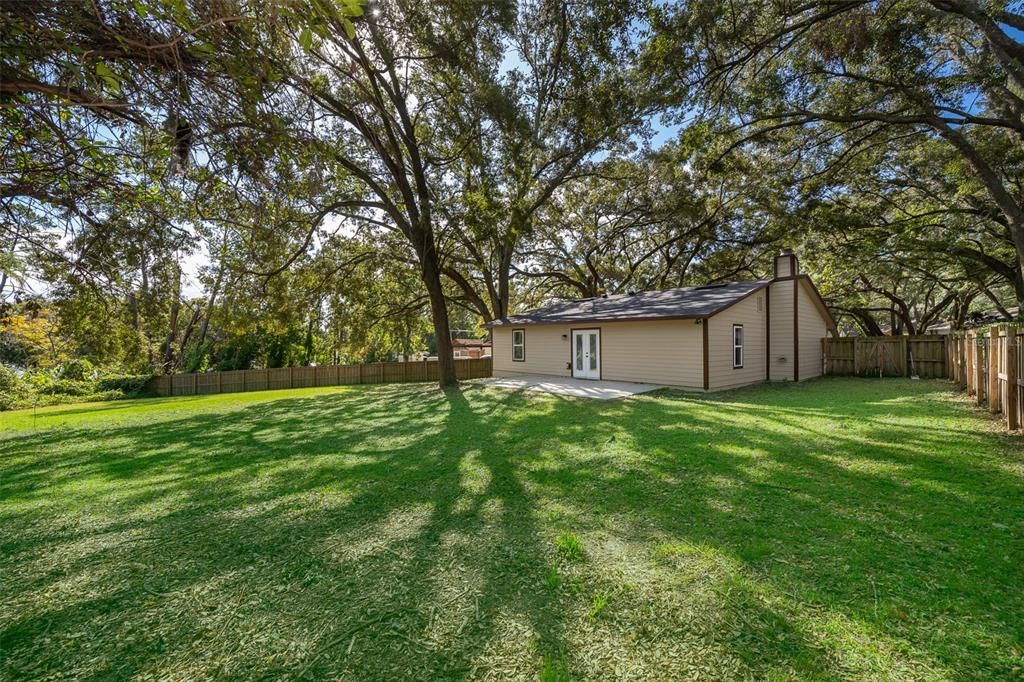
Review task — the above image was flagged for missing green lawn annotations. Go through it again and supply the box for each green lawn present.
[1,378,1021,680]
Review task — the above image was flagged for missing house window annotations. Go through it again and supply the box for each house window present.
[512,329,525,361]
[732,325,744,369]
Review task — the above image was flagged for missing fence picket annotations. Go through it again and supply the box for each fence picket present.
[146,358,493,397]
[824,335,947,378]
[948,325,1021,433]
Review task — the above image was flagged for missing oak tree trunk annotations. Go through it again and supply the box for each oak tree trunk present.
[421,254,456,387]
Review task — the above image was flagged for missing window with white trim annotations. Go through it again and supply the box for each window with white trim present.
[512,329,525,361]
[732,324,744,369]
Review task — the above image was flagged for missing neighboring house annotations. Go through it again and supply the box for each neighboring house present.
[926,306,1019,335]
[486,251,836,391]
[451,338,492,359]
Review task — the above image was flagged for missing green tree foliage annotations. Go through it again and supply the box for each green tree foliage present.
[5,0,1022,392]
[654,0,1024,309]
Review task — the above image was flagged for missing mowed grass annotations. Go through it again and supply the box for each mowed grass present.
[1,378,1021,680]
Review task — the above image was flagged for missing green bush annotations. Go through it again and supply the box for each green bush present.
[39,378,95,396]
[96,375,151,394]
[58,358,95,381]
[0,366,155,411]
[0,365,30,411]
[0,365,19,393]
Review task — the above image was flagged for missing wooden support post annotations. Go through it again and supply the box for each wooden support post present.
[217,371,222,394]
[290,366,294,389]
[942,334,949,379]
[949,336,955,382]
[966,333,974,395]
[1007,332,1019,431]
[899,335,908,376]
[853,338,859,376]
[359,363,364,384]
[989,327,1000,413]
[960,334,967,388]
[193,372,198,395]
[975,334,985,405]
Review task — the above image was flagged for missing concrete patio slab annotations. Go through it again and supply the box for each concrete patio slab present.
[476,374,662,400]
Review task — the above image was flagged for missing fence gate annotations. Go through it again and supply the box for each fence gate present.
[823,335,947,379]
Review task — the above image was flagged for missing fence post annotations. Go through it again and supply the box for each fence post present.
[989,327,1000,413]
[942,334,949,379]
[961,333,968,389]
[949,335,955,383]
[966,332,974,394]
[899,335,907,376]
[852,338,859,376]
[975,333,985,405]
[193,372,198,395]
[359,363,364,384]
[1007,332,1019,430]
[290,366,294,389]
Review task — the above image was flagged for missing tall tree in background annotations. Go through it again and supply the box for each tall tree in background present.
[659,0,1024,311]
[440,0,662,321]
[238,0,513,386]
[517,142,788,299]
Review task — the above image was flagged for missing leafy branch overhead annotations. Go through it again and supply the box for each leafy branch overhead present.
[2,0,1022,380]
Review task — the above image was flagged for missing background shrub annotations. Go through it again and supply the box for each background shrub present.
[58,358,95,381]
[95,374,151,394]
[0,366,155,411]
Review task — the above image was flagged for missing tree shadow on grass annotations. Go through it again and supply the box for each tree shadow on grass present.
[0,384,582,680]
[0,379,1020,679]
[532,378,1023,677]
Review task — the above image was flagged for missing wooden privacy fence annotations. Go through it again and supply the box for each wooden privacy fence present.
[949,326,1022,431]
[146,358,493,397]
[823,335,948,379]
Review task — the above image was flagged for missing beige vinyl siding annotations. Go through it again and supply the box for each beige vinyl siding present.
[797,280,828,380]
[600,320,703,388]
[768,280,795,381]
[492,319,704,389]
[492,325,572,378]
[707,291,767,391]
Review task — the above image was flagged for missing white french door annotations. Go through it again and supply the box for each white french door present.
[572,329,601,380]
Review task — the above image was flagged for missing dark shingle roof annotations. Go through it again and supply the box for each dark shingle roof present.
[451,338,491,347]
[487,280,771,327]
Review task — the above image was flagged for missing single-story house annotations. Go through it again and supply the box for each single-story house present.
[452,337,492,359]
[485,251,836,391]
